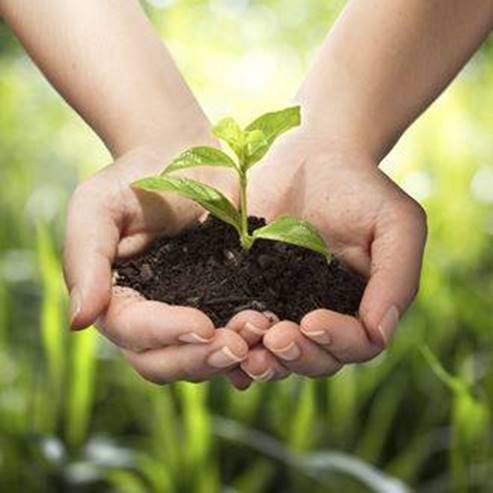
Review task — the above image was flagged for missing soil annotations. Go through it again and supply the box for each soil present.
[114,216,366,327]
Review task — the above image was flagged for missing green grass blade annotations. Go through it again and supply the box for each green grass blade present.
[35,221,65,420]
[289,379,316,451]
[65,328,98,449]
[214,416,411,492]
[327,367,357,442]
[107,468,149,493]
[178,382,219,493]
[149,387,181,477]
[0,279,7,346]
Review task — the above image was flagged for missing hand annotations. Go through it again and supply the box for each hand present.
[232,128,427,380]
[64,142,257,385]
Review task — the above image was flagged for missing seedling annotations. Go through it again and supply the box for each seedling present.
[133,106,330,258]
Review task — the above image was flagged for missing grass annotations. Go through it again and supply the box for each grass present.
[0,2,492,492]
[1,219,492,492]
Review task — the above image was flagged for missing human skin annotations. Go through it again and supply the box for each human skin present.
[2,0,492,388]
[232,0,493,384]
[0,0,277,384]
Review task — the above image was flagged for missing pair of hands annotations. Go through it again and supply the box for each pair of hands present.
[2,0,485,389]
[64,125,427,390]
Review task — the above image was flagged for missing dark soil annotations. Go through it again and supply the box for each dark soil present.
[114,216,366,327]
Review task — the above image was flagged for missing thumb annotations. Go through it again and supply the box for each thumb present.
[63,186,119,330]
[359,202,427,347]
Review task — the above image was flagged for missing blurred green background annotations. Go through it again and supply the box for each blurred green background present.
[0,1,492,492]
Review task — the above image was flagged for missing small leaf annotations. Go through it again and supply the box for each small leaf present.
[244,129,268,168]
[245,106,301,165]
[253,215,329,258]
[133,176,240,232]
[212,117,244,156]
[162,146,238,175]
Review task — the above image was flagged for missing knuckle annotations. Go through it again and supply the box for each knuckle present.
[400,199,428,239]
[69,173,122,221]
[410,201,428,234]
[69,179,96,207]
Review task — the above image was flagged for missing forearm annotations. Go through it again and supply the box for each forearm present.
[0,0,209,157]
[297,0,493,162]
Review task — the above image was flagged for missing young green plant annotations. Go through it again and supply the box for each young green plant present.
[133,106,330,258]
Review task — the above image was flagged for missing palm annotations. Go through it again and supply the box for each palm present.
[85,147,226,261]
[66,145,255,387]
[234,133,426,383]
[248,134,395,278]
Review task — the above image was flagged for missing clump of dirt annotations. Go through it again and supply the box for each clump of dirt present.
[115,216,365,326]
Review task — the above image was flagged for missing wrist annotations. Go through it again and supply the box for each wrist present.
[115,117,238,203]
[290,110,378,169]
[107,97,214,160]
[294,90,396,165]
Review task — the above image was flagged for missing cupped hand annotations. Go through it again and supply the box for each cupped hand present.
[63,141,260,385]
[230,128,427,381]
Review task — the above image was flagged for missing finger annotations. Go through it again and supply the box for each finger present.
[300,309,382,363]
[123,328,248,385]
[64,183,119,330]
[360,200,427,346]
[263,321,342,378]
[226,368,253,391]
[240,345,290,382]
[97,286,215,352]
[226,310,279,347]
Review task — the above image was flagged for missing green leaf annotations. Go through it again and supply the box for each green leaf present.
[244,129,268,168]
[162,146,238,175]
[212,117,244,156]
[253,215,329,258]
[133,176,240,232]
[245,106,301,165]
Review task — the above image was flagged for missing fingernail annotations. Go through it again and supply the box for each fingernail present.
[302,329,332,345]
[243,367,275,382]
[378,305,400,345]
[243,322,267,336]
[69,288,81,329]
[178,332,214,344]
[207,346,246,368]
[271,341,300,361]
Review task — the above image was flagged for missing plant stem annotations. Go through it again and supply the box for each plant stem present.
[238,156,253,249]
